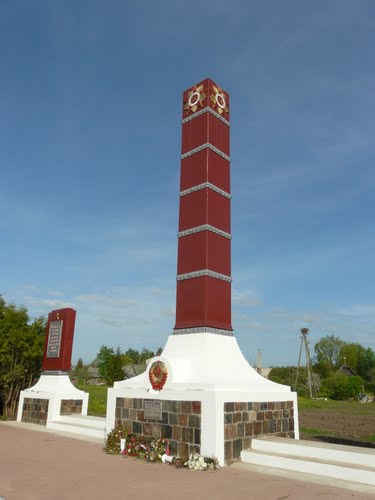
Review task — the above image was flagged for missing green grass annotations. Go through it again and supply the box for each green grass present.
[298,396,375,415]
[77,384,108,417]
[300,427,326,435]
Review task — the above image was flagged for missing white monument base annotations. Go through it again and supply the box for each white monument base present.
[106,334,298,466]
[17,374,89,426]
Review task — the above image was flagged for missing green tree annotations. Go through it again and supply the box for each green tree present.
[0,296,45,419]
[97,345,124,385]
[71,357,90,384]
[314,335,345,377]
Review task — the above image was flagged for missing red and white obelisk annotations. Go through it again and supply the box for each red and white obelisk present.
[107,78,298,465]
[174,78,232,335]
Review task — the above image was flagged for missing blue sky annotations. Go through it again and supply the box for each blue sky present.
[1,1,374,367]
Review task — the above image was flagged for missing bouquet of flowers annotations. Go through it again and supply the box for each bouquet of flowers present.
[150,437,169,461]
[104,424,129,455]
[185,453,220,471]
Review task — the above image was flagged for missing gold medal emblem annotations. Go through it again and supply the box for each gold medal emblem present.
[184,84,206,114]
[210,85,229,115]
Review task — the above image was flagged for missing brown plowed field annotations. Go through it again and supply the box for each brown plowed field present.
[298,400,375,446]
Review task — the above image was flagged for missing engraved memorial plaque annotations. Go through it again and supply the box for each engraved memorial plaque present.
[46,320,63,358]
[144,400,162,420]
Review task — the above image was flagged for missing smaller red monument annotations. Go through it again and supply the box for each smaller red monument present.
[42,308,76,372]
[17,307,88,428]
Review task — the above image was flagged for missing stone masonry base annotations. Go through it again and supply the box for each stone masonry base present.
[115,397,201,458]
[21,398,49,425]
[224,400,295,462]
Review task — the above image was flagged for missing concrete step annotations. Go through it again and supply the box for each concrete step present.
[57,415,107,430]
[241,438,375,487]
[251,437,375,468]
[48,415,106,441]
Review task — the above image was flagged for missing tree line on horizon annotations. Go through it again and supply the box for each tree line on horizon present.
[1,296,375,418]
[268,335,375,400]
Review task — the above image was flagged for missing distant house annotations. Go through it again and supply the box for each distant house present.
[338,364,357,377]
[123,364,146,379]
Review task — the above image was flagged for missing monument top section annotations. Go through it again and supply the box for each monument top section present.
[174,77,233,335]
[182,78,230,123]
[42,307,76,372]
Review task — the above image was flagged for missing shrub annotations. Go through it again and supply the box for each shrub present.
[322,373,363,400]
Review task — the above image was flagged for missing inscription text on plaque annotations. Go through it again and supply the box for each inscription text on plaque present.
[144,400,162,420]
[46,320,63,358]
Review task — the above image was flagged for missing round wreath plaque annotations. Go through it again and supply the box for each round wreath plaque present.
[149,361,168,391]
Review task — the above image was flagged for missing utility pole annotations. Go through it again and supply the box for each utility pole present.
[257,349,262,375]
[295,328,316,398]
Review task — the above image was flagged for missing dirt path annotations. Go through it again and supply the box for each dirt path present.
[1,423,374,500]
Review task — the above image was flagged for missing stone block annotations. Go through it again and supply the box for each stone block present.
[245,422,253,437]
[224,441,233,461]
[287,401,294,409]
[124,398,133,409]
[224,413,232,424]
[254,421,261,435]
[256,411,264,421]
[162,425,173,439]
[224,402,234,412]
[247,402,253,411]
[192,401,201,414]
[133,398,143,409]
[282,418,289,432]
[233,412,242,423]
[178,442,189,458]
[169,440,178,455]
[116,398,125,408]
[129,409,137,420]
[188,414,200,428]
[224,424,237,441]
[262,420,269,434]
[180,401,192,414]
[269,419,276,433]
[169,413,178,425]
[253,402,260,411]
[265,411,273,420]
[283,409,289,418]
[143,423,152,436]
[243,437,252,450]
[121,408,129,420]
[237,422,245,438]
[194,428,201,445]
[233,439,242,459]
[241,412,249,422]
[137,410,144,421]
[289,418,295,431]
[152,424,162,439]
[260,402,267,411]
[132,421,142,434]
[163,400,178,413]
[182,427,193,443]
[268,402,275,410]
[161,412,169,424]
[178,414,188,426]
[172,426,182,441]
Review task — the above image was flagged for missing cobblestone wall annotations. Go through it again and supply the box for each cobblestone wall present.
[224,401,295,462]
[60,399,83,415]
[21,398,49,425]
[115,398,201,457]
